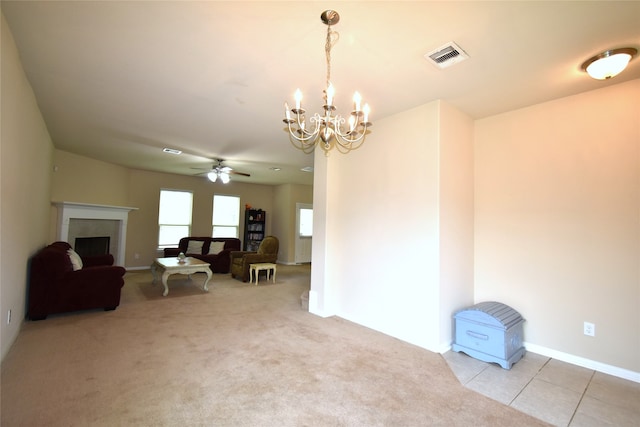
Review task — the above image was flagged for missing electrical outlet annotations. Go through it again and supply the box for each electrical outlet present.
[7,309,11,325]
[134,253,140,260]
[584,321,595,337]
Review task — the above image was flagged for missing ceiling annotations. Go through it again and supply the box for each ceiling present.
[2,1,639,186]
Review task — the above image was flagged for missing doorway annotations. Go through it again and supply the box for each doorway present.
[295,203,313,264]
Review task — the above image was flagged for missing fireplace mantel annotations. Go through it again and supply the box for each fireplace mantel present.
[53,202,138,266]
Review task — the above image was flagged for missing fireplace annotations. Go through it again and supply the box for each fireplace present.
[53,202,137,266]
[75,236,110,257]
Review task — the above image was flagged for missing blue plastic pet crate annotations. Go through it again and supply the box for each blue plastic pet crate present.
[452,301,525,369]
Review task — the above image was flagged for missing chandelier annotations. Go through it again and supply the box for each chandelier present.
[283,10,372,155]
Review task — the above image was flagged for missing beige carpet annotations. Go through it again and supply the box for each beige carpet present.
[1,265,549,426]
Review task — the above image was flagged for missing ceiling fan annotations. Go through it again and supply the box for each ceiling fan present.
[194,159,250,184]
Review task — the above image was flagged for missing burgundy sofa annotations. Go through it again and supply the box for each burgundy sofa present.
[163,237,241,273]
[28,241,126,320]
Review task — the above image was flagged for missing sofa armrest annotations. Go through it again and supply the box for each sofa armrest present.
[230,250,256,261]
[214,249,233,261]
[64,265,126,287]
[81,254,114,267]
[241,253,276,264]
[164,247,181,257]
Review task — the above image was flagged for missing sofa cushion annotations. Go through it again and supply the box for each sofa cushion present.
[186,240,204,254]
[67,249,83,271]
[208,241,226,255]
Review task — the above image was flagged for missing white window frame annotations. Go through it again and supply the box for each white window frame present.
[212,194,240,238]
[158,189,193,248]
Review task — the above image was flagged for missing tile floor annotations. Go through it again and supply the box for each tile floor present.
[443,350,640,427]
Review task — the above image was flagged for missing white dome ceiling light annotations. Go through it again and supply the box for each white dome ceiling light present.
[581,47,637,80]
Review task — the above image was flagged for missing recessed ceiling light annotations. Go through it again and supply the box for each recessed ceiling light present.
[301,166,314,172]
[163,148,182,155]
[270,167,282,171]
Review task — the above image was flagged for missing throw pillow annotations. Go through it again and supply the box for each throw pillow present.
[208,241,226,255]
[186,240,204,254]
[67,249,83,271]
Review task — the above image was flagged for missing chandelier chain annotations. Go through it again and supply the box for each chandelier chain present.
[325,25,337,89]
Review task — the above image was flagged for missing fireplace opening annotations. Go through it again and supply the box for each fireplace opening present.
[75,236,110,257]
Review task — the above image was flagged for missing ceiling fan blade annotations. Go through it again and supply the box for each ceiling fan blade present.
[191,159,250,178]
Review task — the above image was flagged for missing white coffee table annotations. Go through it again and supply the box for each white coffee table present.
[151,257,212,296]
[250,262,277,285]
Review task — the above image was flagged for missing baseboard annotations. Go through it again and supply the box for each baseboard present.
[437,343,454,354]
[125,266,149,271]
[438,341,639,383]
[307,290,334,318]
[524,342,640,383]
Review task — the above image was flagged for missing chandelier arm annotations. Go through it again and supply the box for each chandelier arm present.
[286,112,324,143]
[327,115,343,137]
[330,115,359,143]
[334,117,369,148]
[303,115,324,140]
[287,121,319,143]
[335,132,365,147]
[334,132,366,151]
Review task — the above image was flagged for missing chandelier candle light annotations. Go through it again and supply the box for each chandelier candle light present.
[283,10,372,154]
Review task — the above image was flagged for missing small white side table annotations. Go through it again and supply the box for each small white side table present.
[250,262,277,285]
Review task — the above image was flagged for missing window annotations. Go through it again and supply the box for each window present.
[212,194,240,238]
[299,208,313,237]
[158,189,193,248]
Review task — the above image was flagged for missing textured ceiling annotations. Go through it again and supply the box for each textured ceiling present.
[2,1,639,185]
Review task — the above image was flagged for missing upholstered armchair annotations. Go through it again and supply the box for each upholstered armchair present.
[28,241,126,320]
[230,236,279,282]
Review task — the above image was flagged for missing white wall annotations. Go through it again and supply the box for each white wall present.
[475,79,639,375]
[438,101,475,348]
[311,80,639,380]
[311,100,474,352]
[1,13,54,360]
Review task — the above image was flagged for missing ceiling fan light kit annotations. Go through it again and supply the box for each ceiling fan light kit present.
[196,159,249,184]
[283,10,372,155]
[208,170,230,184]
[581,47,637,80]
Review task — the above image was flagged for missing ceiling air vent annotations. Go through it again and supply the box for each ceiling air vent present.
[424,42,469,69]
